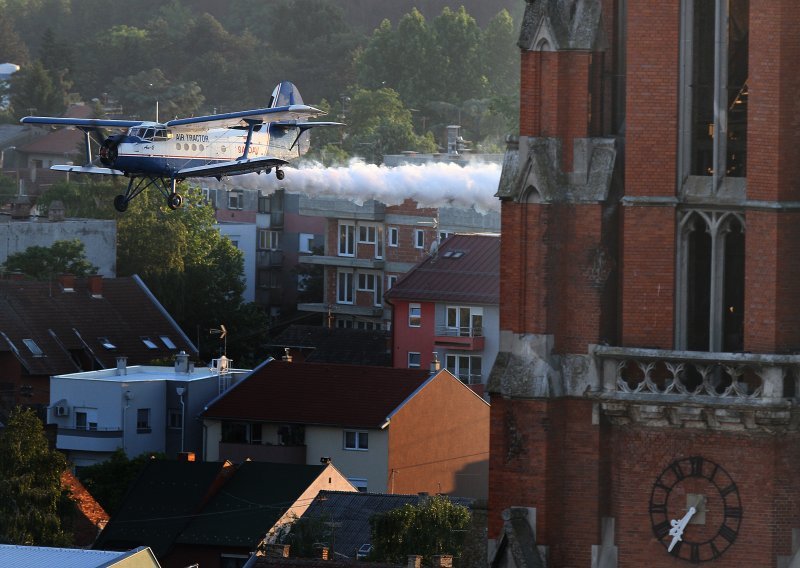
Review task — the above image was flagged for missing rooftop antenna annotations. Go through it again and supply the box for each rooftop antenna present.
[210,324,227,356]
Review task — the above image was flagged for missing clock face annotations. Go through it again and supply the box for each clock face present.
[649,456,742,563]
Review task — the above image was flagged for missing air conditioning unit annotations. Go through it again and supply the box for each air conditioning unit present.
[55,405,69,417]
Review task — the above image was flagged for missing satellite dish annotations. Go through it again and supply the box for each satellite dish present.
[429,240,439,256]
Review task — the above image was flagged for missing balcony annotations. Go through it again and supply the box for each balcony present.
[218,443,306,464]
[257,250,284,267]
[56,427,123,453]
[434,326,485,351]
[299,255,385,270]
[591,346,799,430]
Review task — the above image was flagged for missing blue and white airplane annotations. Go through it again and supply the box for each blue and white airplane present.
[21,81,339,212]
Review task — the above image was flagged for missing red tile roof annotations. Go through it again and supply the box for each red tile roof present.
[17,104,95,156]
[203,361,430,428]
[61,470,109,547]
[385,233,499,305]
[0,275,196,376]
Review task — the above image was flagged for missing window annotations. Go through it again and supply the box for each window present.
[201,187,217,207]
[358,273,376,291]
[228,190,244,210]
[358,225,377,244]
[299,233,314,253]
[74,410,97,430]
[337,270,354,304]
[338,222,355,256]
[414,229,425,249]
[297,273,311,291]
[137,408,151,433]
[344,431,369,450]
[387,275,398,289]
[388,227,399,247]
[160,336,176,349]
[168,409,182,429]
[22,339,43,357]
[408,303,421,327]
[439,231,453,242]
[446,306,484,337]
[348,478,368,492]
[258,229,281,250]
[680,0,748,182]
[408,352,421,368]
[258,194,271,213]
[99,337,116,350]
[446,354,483,385]
[141,337,158,349]
[376,226,384,259]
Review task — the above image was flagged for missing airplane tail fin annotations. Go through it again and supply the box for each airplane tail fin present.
[268,81,304,108]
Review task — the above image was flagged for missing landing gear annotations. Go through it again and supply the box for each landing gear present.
[276,168,285,180]
[114,175,183,213]
[114,195,128,213]
[167,193,183,210]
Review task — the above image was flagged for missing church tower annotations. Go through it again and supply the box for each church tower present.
[489,1,800,566]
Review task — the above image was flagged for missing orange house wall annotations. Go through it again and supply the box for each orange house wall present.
[387,371,489,499]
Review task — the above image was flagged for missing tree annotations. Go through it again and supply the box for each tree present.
[0,10,29,65]
[110,68,204,121]
[76,449,163,516]
[369,496,471,563]
[0,173,16,207]
[0,407,72,546]
[9,59,66,119]
[37,179,120,219]
[2,239,98,280]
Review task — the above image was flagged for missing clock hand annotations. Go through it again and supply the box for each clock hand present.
[667,507,696,552]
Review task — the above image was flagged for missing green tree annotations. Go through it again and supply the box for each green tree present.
[9,59,66,119]
[76,449,163,516]
[0,407,71,546]
[110,68,204,121]
[37,179,120,219]
[0,174,16,207]
[370,495,471,563]
[2,239,98,280]
[0,10,29,65]
[344,87,436,163]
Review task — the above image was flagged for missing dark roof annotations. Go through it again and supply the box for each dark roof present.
[0,275,197,376]
[16,104,94,156]
[384,234,499,305]
[94,460,232,556]
[176,462,327,548]
[202,361,430,428]
[299,491,473,559]
[268,325,391,366]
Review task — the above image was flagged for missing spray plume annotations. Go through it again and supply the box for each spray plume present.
[196,160,502,213]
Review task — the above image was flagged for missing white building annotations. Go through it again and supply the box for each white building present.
[48,353,250,467]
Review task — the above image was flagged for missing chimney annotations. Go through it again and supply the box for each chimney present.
[175,350,190,373]
[430,352,441,373]
[116,356,127,376]
[407,555,423,568]
[59,274,75,292]
[177,451,196,462]
[48,200,65,221]
[260,543,290,558]
[88,274,103,297]
[282,347,293,362]
[432,555,453,568]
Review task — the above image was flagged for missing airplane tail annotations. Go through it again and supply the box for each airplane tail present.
[268,81,304,108]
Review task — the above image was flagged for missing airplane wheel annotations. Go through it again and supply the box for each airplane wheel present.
[114,195,128,213]
[167,193,183,210]
[265,168,272,174]
[276,169,285,180]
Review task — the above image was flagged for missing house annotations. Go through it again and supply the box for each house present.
[285,490,473,560]
[489,1,800,567]
[202,360,490,498]
[297,197,499,331]
[385,233,500,395]
[0,544,160,567]
[0,274,197,420]
[49,353,250,466]
[94,459,355,568]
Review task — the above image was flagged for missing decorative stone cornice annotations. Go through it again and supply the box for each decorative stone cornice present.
[518,0,606,52]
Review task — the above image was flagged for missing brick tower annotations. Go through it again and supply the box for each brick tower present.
[488,1,800,567]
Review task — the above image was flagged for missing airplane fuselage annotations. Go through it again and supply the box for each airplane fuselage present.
[106,121,304,177]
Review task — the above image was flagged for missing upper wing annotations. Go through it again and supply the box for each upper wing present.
[20,117,143,129]
[176,156,289,179]
[166,104,326,131]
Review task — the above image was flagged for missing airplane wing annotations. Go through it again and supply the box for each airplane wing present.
[176,156,289,179]
[52,165,126,176]
[166,105,327,131]
[20,117,143,129]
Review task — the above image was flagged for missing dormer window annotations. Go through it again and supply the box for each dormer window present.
[22,338,43,357]
[141,337,158,349]
[99,337,116,350]
[160,336,176,349]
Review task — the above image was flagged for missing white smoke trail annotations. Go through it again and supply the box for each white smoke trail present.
[197,159,502,213]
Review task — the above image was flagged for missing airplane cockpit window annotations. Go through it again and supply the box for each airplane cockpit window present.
[144,128,155,140]
[154,128,168,140]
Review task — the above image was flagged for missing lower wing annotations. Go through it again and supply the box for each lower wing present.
[51,165,125,176]
[176,156,289,179]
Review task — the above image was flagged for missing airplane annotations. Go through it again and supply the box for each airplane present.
[20,81,340,212]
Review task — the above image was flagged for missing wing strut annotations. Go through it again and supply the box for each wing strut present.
[238,119,261,160]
